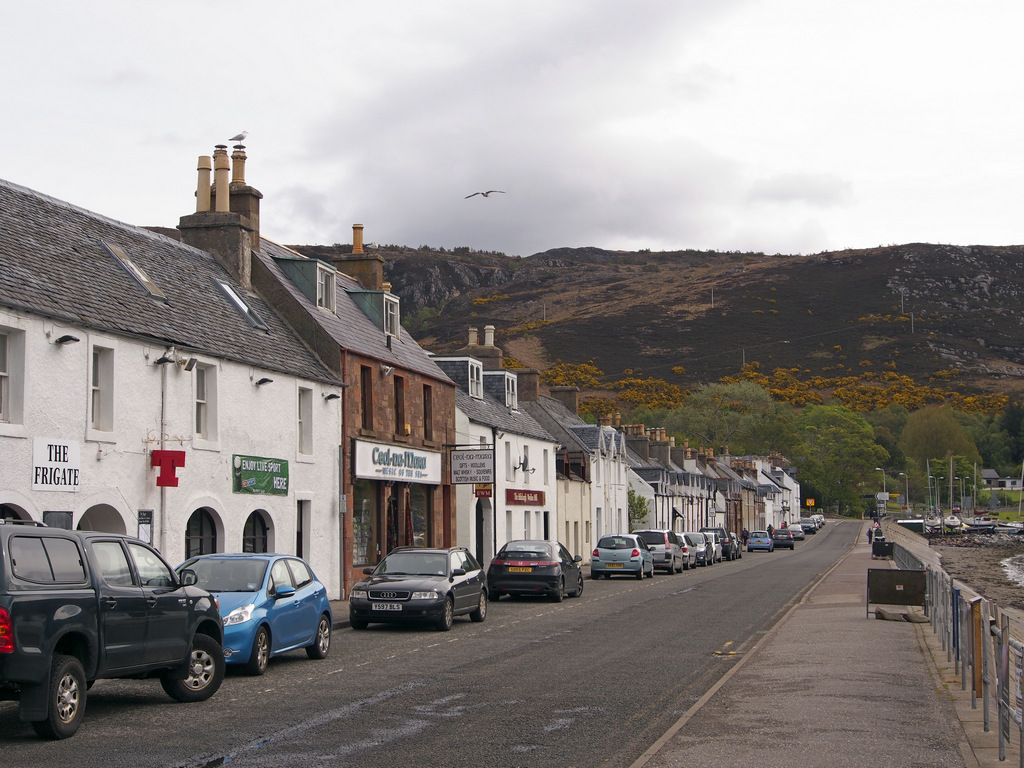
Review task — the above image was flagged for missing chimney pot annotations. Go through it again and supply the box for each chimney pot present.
[352,224,364,255]
[196,155,212,213]
[231,147,247,186]
[484,325,495,347]
[468,327,478,346]
[213,147,230,212]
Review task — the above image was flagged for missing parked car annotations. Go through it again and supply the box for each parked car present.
[0,521,224,739]
[701,531,724,563]
[787,524,806,541]
[678,533,700,569]
[175,553,332,676]
[812,514,825,529]
[799,518,818,534]
[747,530,774,552]
[591,534,654,579]
[349,546,487,631]
[634,529,684,574]
[772,529,795,550]
[729,532,743,558]
[682,532,711,567]
[701,526,735,560]
[487,540,583,602]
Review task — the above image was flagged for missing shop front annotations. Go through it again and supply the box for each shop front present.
[351,439,442,576]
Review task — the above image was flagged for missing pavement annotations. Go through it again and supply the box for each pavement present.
[329,525,1015,767]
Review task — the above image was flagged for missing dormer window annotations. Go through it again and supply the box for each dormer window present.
[505,374,518,410]
[384,294,400,338]
[469,361,483,399]
[316,266,336,313]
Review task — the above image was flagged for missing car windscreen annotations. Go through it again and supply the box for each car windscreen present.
[684,535,705,546]
[597,536,633,550]
[183,558,269,592]
[636,532,665,546]
[499,546,554,560]
[376,551,448,576]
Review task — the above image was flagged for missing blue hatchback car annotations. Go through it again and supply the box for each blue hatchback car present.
[747,531,774,553]
[177,553,332,676]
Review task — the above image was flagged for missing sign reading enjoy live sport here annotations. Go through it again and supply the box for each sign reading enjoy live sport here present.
[232,454,289,496]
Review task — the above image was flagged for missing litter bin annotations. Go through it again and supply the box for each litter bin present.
[871,536,893,559]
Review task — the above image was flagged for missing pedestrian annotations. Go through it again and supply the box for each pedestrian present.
[867,528,874,545]
[741,528,749,546]
[767,524,774,537]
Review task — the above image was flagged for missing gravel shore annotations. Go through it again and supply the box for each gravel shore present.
[930,533,1024,611]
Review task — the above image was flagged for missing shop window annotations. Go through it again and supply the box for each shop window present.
[353,478,379,566]
[410,485,431,547]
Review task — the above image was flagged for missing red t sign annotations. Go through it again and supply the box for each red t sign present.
[151,450,186,487]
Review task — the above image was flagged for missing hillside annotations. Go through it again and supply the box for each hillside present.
[292,242,1024,411]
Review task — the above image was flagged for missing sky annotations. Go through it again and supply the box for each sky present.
[3,1,1024,258]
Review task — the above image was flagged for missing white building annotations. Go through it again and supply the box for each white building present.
[0,176,346,597]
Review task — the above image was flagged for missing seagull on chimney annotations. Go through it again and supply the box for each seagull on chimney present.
[229,130,248,143]
[465,190,505,199]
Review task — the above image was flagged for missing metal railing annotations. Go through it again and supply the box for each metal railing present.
[883,521,1023,764]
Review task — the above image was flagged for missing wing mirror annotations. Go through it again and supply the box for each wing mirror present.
[180,568,198,586]
[274,584,296,599]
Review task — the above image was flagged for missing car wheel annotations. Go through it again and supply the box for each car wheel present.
[160,634,225,703]
[470,590,487,621]
[306,614,332,659]
[551,577,565,602]
[350,616,368,630]
[245,626,271,676]
[571,572,584,597]
[635,566,644,580]
[31,654,86,740]
[435,597,454,631]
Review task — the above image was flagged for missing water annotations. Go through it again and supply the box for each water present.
[1000,554,1024,587]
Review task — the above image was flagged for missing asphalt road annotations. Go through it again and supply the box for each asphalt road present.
[0,522,857,767]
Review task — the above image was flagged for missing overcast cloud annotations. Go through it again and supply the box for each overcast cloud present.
[3,1,1023,257]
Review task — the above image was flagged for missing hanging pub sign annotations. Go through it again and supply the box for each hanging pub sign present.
[354,439,441,484]
[32,438,81,492]
[232,454,289,495]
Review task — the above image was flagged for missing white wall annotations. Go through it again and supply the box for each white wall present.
[0,310,345,597]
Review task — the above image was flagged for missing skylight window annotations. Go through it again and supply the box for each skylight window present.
[101,241,166,300]
[215,280,269,331]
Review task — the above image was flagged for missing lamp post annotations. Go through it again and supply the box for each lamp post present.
[874,467,887,519]
[899,472,910,513]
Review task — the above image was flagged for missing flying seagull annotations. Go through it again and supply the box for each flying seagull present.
[465,190,505,199]
[229,131,248,143]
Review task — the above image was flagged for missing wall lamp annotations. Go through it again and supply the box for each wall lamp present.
[324,392,341,401]
[380,364,395,377]
[255,377,274,386]
[55,334,80,345]
[179,356,199,371]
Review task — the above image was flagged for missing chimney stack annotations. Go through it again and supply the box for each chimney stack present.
[549,386,579,415]
[331,223,383,289]
[517,369,540,402]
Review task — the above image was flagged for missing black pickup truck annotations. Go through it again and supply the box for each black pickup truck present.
[0,520,225,739]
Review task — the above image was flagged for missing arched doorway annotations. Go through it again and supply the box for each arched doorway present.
[184,508,218,558]
[242,510,270,553]
[77,504,127,534]
[0,503,26,521]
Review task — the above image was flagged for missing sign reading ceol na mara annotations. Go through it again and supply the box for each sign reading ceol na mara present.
[233,455,289,495]
[354,440,441,484]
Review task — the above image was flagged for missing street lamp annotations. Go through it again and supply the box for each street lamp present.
[875,467,886,519]
[899,472,910,513]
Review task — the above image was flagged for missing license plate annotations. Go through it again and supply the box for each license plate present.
[372,603,402,612]
[606,563,623,568]
[508,566,533,573]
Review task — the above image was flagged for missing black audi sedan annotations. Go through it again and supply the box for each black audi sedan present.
[486,539,584,602]
[349,546,487,631]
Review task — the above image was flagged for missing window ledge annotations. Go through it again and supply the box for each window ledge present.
[0,422,27,439]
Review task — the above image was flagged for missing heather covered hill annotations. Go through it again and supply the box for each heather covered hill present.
[292,242,1024,409]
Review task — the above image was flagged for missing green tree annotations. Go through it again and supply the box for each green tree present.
[792,405,889,517]
[628,487,650,531]
[899,407,980,468]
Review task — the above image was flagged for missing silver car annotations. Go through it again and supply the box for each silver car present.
[591,534,655,580]
[633,529,683,574]
[683,532,713,567]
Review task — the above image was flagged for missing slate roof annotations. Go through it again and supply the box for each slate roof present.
[519,396,591,454]
[256,242,454,384]
[0,178,339,385]
[455,389,555,442]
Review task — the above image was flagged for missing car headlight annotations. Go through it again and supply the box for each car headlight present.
[351,589,368,599]
[411,591,439,600]
[223,603,255,626]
